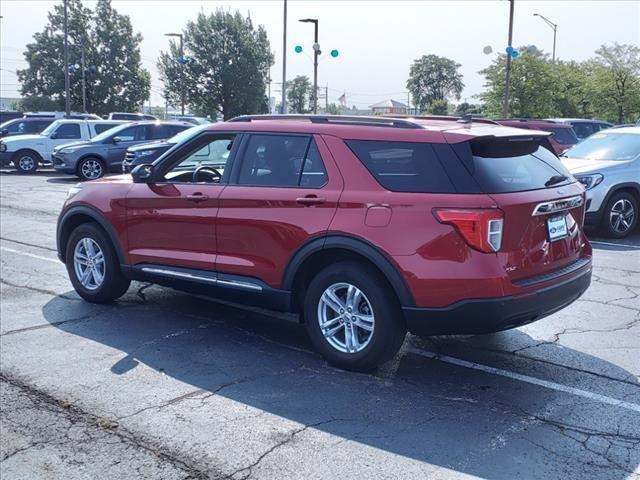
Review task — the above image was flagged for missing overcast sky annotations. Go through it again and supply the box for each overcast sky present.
[1,0,639,109]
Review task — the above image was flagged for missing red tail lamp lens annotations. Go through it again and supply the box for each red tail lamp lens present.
[434,209,504,253]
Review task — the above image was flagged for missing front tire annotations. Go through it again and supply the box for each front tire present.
[13,150,40,174]
[77,157,105,181]
[65,223,130,303]
[600,192,637,238]
[304,261,407,372]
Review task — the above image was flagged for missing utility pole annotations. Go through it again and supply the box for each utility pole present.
[325,84,328,111]
[281,0,287,114]
[534,13,557,62]
[63,0,71,117]
[81,47,87,113]
[165,33,185,115]
[502,0,514,118]
[299,18,319,114]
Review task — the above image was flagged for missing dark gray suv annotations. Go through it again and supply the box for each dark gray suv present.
[52,121,191,180]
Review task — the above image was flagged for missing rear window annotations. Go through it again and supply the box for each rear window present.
[545,127,578,145]
[466,137,574,193]
[345,140,456,193]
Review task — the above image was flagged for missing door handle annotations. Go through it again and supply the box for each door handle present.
[186,193,209,202]
[296,195,326,206]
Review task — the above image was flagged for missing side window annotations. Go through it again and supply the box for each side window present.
[114,125,146,142]
[147,125,168,140]
[167,125,188,137]
[346,140,455,193]
[238,134,326,188]
[298,141,327,187]
[54,123,81,139]
[94,123,116,135]
[572,122,594,140]
[4,121,24,133]
[163,135,234,182]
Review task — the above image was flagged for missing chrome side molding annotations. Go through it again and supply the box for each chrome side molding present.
[532,195,584,216]
[140,266,262,291]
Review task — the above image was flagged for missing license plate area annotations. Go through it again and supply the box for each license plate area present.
[547,215,568,242]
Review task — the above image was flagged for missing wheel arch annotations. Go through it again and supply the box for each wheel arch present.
[57,205,125,264]
[283,234,415,314]
[12,148,43,163]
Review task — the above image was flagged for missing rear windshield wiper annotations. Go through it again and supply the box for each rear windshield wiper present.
[545,175,569,187]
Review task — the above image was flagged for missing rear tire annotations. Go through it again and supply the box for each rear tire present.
[65,223,130,303]
[303,261,407,372]
[600,192,637,238]
[13,150,40,174]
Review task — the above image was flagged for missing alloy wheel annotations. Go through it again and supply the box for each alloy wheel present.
[73,237,105,290]
[317,282,375,353]
[81,159,103,180]
[609,198,635,234]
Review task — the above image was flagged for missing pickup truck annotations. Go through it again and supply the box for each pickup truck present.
[0,119,125,173]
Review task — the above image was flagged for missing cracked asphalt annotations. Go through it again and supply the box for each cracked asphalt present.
[1,171,639,480]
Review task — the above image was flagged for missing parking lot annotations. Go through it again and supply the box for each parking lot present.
[1,170,639,479]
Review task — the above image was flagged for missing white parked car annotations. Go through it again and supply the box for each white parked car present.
[0,119,125,173]
[561,126,640,238]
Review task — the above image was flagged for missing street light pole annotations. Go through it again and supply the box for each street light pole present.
[81,47,87,113]
[165,33,185,116]
[63,0,71,117]
[534,13,558,62]
[299,18,319,114]
[502,0,514,118]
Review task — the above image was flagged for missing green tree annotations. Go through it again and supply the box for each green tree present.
[91,0,150,114]
[592,43,640,123]
[324,103,340,115]
[479,48,557,118]
[11,96,60,112]
[17,0,92,111]
[454,102,482,116]
[158,9,273,120]
[407,54,464,113]
[287,75,312,113]
[17,0,149,115]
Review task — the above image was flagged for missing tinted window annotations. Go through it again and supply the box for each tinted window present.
[114,125,147,142]
[94,123,119,134]
[571,122,595,139]
[54,123,81,139]
[563,132,640,161]
[238,135,326,188]
[346,140,455,193]
[469,138,573,193]
[3,121,24,133]
[545,127,578,145]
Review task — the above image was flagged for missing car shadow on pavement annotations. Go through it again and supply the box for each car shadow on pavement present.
[41,287,640,479]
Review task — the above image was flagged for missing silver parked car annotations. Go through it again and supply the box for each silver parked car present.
[561,126,640,238]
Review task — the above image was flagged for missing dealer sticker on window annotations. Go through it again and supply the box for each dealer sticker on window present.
[547,215,568,242]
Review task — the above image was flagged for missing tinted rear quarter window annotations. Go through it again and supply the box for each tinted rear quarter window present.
[346,140,456,193]
[467,138,573,193]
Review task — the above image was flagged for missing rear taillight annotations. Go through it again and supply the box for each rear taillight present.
[434,209,504,253]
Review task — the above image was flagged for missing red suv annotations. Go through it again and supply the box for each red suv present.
[494,118,579,156]
[57,115,592,371]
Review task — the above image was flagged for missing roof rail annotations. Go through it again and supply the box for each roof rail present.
[493,117,559,123]
[228,114,424,129]
[384,114,499,126]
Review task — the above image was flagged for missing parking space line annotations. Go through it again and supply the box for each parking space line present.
[406,348,640,414]
[1,246,60,264]
[590,240,640,248]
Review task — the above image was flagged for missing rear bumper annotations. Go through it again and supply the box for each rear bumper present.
[403,262,591,336]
